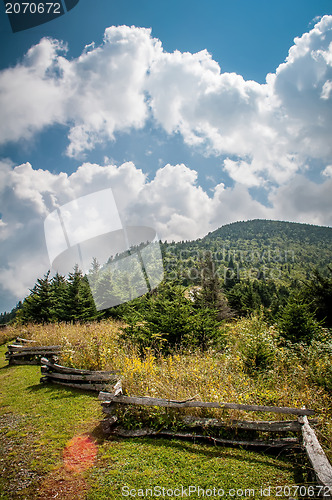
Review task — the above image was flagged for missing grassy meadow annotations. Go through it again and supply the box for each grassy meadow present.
[1,318,332,498]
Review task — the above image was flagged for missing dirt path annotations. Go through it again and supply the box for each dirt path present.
[37,434,98,500]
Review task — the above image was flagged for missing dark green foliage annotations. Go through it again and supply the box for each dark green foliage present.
[7,220,332,332]
[121,281,223,353]
[300,267,332,327]
[277,299,322,344]
[18,271,53,323]
[0,301,22,324]
[225,279,289,320]
[193,252,233,321]
[235,312,278,374]
[162,220,332,292]
[66,266,97,322]
[50,273,69,321]
[18,266,97,324]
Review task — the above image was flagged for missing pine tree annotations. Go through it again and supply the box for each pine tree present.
[122,281,224,353]
[50,273,69,321]
[87,257,101,293]
[20,271,53,323]
[66,265,97,322]
[93,268,118,311]
[196,253,233,320]
[301,267,332,327]
[278,298,322,344]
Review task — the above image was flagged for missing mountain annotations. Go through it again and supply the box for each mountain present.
[204,219,332,246]
[163,219,332,285]
[3,219,332,322]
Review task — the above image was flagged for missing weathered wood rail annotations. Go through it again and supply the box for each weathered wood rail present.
[99,390,332,495]
[299,415,332,498]
[15,337,37,344]
[98,393,315,416]
[40,357,121,391]
[5,343,61,365]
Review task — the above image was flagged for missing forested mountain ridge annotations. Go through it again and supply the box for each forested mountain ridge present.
[204,219,332,244]
[162,219,332,286]
[1,219,332,324]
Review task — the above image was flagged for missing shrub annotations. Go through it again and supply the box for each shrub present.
[307,339,332,391]
[121,282,223,353]
[230,312,279,374]
[278,299,322,344]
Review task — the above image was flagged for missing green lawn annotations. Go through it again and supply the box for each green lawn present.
[0,344,310,499]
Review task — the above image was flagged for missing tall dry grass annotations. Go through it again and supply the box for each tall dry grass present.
[5,321,332,430]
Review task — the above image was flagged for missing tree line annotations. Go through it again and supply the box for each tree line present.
[0,245,327,353]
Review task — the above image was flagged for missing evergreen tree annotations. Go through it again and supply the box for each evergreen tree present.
[50,273,69,321]
[20,271,53,323]
[122,281,223,353]
[301,267,332,327]
[87,257,101,292]
[66,266,97,322]
[278,298,322,344]
[93,268,118,311]
[0,301,23,324]
[195,253,233,320]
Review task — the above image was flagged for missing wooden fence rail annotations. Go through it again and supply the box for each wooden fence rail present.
[40,357,121,391]
[5,343,61,365]
[15,337,37,344]
[300,415,332,498]
[98,393,315,416]
[99,391,332,496]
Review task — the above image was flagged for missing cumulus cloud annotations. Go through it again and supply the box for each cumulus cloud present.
[0,38,67,144]
[0,17,331,178]
[147,15,332,183]
[0,26,161,156]
[269,175,332,227]
[65,26,161,156]
[270,15,332,160]
[322,164,332,177]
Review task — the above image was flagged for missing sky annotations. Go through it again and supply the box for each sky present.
[0,0,332,312]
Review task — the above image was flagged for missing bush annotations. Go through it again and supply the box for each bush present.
[231,312,279,374]
[307,339,332,391]
[121,282,223,353]
[278,299,322,344]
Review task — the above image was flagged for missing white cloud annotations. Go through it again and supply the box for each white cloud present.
[65,26,161,157]
[0,17,331,179]
[269,16,332,161]
[123,163,212,241]
[322,164,332,177]
[0,38,67,144]
[147,15,332,183]
[0,27,161,157]
[223,158,263,187]
[269,175,332,227]
[321,80,332,99]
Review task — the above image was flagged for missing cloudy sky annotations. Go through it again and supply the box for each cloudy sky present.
[0,0,332,312]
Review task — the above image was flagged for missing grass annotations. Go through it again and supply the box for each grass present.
[87,438,306,500]
[0,336,315,500]
[0,343,101,498]
[4,321,331,443]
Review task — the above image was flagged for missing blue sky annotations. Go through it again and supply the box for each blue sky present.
[0,0,332,312]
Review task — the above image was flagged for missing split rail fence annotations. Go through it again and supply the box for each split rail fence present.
[99,385,332,498]
[5,339,61,365]
[3,339,332,496]
[40,357,121,391]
